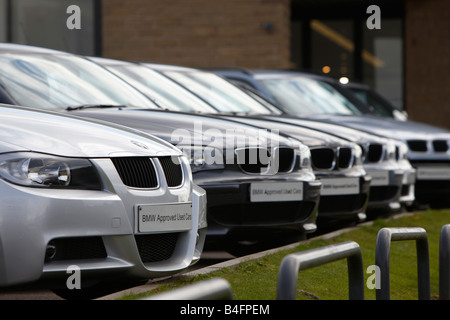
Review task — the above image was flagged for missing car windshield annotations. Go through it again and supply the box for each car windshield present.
[259,76,363,115]
[159,69,280,115]
[350,87,396,117]
[0,53,158,110]
[104,63,218,113]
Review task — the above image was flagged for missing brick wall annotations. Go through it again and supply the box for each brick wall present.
[102,0,291,69]
[405,0,450,129]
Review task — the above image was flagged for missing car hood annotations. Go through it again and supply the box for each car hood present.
[219,114,354,149]
[74,109,296,150]
[0,105,180,157]
[260,114,391,145]
[299,114,450,141]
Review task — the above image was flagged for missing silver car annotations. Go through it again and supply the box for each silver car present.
[213,68,417,210]
[0,105,206,298]
[227,70,445,208]
[0,44,321,257]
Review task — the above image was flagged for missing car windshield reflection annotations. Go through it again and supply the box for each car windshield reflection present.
[0,53,157,110]
[161,69,277,115]
[103,63,219,113]
[260,77,364,115]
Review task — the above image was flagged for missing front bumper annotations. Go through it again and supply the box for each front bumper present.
[364,165,404,211]
[0,159,206,288]
[316,173,371,224]
[411,161,450,206]
[198,173,321,241]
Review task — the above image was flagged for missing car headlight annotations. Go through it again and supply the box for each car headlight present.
[178,146,225,173]
[0,152,102,189]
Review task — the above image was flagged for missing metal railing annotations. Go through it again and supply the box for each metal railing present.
[276,241,364,300]
[375,227,430,300]
[139,224,450,300]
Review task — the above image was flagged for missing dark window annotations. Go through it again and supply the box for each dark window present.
[4,0,101,56]
[291,1,404,109]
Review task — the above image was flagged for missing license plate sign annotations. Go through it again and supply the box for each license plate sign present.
[417,166,450,180]
[367,171,389,186]
[137,203,193,233]
[250,182,303,202]
[320,178,360,196]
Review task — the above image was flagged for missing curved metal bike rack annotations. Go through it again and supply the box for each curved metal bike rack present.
[276,241,364,300]
[440,224,450,300]
[375,227,430,300]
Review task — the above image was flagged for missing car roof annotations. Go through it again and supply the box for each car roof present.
[342,81,372,90]
[144,63,200,73]
[87,55,132,66]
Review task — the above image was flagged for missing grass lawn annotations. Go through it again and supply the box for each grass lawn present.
[121,209,450,300]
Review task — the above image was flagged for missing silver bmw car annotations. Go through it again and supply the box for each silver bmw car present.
[0,44,322,257]
[0,105,206,297]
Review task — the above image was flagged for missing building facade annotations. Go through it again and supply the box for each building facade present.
[1,0,449,129]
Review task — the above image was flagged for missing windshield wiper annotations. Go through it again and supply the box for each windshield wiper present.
[65,104,129,111]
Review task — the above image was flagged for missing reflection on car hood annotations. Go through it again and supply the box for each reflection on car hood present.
[260,114,391,145]
[0,105,180,157]
[75,109,296,149]
[300,114,450,141]
[220,115,354,148]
